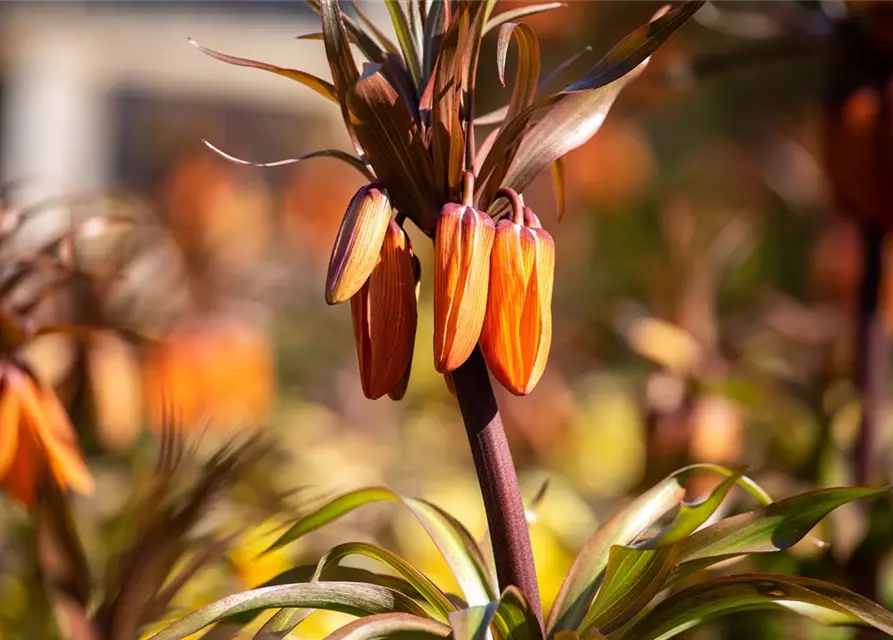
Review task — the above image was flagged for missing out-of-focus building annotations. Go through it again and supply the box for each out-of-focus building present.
[0,1,378,201]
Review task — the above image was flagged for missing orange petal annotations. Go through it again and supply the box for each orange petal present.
[326,184,393,305]
[34,385,94,496]
[433,203,495,372]
[17,372,93,496]
[481,219,555,395]
[0,372,20,481]
[351,221,418,399]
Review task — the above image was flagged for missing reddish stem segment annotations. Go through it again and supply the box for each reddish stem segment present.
[451,348,544,628]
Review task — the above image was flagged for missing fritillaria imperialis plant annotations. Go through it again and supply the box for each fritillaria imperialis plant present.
[144,2,893,640]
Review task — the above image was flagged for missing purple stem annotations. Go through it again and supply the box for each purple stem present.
[451,347,544,629]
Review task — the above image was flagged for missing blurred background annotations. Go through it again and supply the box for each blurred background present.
[0,1,887,638]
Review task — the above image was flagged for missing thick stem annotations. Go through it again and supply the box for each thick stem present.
[451,348,543,628]
[854,224,887,487]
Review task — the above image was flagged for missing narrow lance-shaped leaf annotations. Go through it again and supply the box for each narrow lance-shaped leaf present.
[483,2,568,36]
[260,541,455,637]
[449,603,499,640]
[320,0,363,153]
[491,587,543,640]
[267,487,497,607]
[580,545,678,635]
[479,1,704,209]
[348,0,400,55]
[547,464,768,634]
[348,66,438,233]
[640,471,745,549]
[496,22,541,127]
[148,582,428,640]
[550,158,565,221]
[324,613,452,640]
[307,0,385,63]
[385,0,423,87]
[202,140,374,180]
[671,486,889,581]
[189,38,338,104]
[623,574,893,640]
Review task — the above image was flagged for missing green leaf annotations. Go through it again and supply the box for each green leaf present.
[581,546,678,635]
[547,471,686,634]
[348,0,400,56]
[622,574,893,640]
[347,66,439,233]
[307,0,385,63]
[672,486,889,580]
[189,38,338,104]
[323,613,452,640]
[320,0,363,153]
[421,0,446,87]
[491,587,543,640]
[547,464,765,634]
[483,3,568,36]
[314,543,456,622]
[385,0,423,87]
[148,582,429,640]
[259,542,455,638]
[641,472,744,549]
[268,487,497,608]
[449,603,499,640]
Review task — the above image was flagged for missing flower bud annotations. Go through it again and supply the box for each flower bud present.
[388,254,421,401]
[481,213,555,395]
[351,221,418,399]
[433,203,495,372]
[326,183,393,305]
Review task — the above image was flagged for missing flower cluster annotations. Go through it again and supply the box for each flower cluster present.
[196,0,700,401]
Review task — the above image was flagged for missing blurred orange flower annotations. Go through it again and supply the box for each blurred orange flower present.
[0,360,93,506]
[143,318,274,431]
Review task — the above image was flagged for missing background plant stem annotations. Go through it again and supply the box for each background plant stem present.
[451,347,544,629]
[854,224,887,488]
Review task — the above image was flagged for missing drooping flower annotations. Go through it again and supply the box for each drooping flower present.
[0,360,93,506]
[433,201,495,373]
[196,0,701,398]
[350,220,418,399]
[481,196,555,395]
[326,184,393,305]
[143,318,274,431]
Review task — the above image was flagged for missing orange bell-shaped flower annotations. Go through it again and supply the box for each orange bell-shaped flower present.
[351,220,418,399]
[326,183,393,305]
[481,198,555,395]
[0,362,94,506]
[143,319,274,431]
[433,202,495,372]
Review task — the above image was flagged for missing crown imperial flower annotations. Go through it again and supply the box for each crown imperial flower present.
[481,192,555,395]
[433,197,496,373]
[326,183,393,305]
[0,361,94,506]
[351,220,418,399]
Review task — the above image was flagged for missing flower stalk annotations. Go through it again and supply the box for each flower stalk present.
[450,347,543,629]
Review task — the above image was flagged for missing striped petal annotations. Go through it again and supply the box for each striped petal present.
[481,218,555,395]
[351,221,418,399]
[326,183,394,305]
[433,204,495,372]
